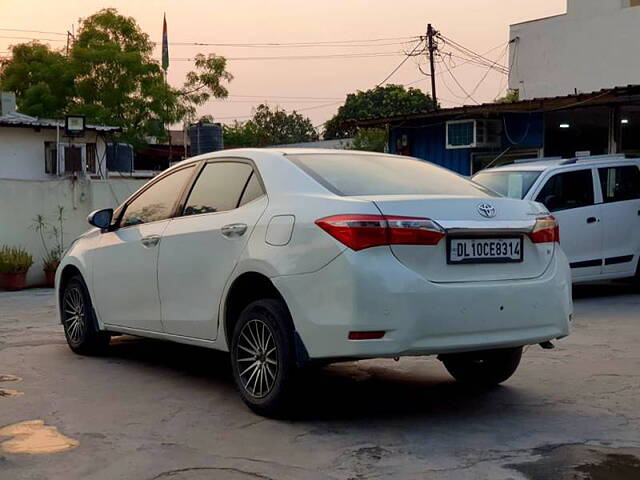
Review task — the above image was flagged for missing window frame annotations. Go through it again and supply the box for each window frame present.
[175,157,267,220]
[112,163,198,231]
[533,167,598,212]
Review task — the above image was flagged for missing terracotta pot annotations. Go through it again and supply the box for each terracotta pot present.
[0,272,28,291]
[44,268,56,288]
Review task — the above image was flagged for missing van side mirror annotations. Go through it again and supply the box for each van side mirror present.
[88,208,113,230]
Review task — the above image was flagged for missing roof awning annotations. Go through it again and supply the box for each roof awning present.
[354,85,640,127]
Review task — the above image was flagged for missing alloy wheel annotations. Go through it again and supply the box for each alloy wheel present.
[236,319,279,399]
[63,287,86,344]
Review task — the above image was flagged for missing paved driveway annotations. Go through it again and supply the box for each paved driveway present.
[0,285,639,479]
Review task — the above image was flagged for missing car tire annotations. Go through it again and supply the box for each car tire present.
[440,347,523,387]
[60,275,111,355]
[230,299,297,418]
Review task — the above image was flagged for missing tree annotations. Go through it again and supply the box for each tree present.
[223,104,318,148]
[0,42,75,118]
[323,84,434,139]
[0,8,233,145]
[349,128,387,153]
[496,89,520,104]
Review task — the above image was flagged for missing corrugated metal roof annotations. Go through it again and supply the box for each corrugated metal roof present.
[270,138,354,149]
[356,85,640,127]
[0,112,121,132]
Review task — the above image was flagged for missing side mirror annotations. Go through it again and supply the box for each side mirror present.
[88,208,114,230]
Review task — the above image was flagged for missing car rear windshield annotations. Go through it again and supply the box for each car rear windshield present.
[472,170,541,199]
[287,153,495,197]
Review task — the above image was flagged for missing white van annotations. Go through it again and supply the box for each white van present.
[473,155,640,284]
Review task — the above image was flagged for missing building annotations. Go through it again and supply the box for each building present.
[357,86,640,176]
[0,92,148,286]
[136,130,191,171]
[0,93,121,180]
[509,0,640,99]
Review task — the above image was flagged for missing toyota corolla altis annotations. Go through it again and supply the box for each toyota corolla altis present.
[56,149,572,416]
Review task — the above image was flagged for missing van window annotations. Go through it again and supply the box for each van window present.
[472,171,541,199]
[536,170,594,212]
[598,166,640,203]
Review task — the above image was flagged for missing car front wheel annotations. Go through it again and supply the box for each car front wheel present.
[230,299,297,417]
[440,347,523,387]
[61,275,111,355]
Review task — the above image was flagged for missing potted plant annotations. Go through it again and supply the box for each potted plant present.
[0,246,33,291]
[32,206,66,288]
[42,248,62,287]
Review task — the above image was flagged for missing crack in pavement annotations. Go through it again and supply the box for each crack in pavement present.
[151,467,275,479]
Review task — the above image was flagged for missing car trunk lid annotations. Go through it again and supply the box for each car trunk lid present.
[356,194,555,283]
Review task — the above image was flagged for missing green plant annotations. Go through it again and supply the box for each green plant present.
[32,206,66,271]
[348,128,388,153]
[0,246,33,274]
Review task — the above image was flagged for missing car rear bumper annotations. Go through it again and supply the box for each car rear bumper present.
[272,247,572,360]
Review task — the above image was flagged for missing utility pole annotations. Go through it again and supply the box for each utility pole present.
[427,23,438,109]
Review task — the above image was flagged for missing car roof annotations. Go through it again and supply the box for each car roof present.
[477,155,637,174]
[167,148,392,168]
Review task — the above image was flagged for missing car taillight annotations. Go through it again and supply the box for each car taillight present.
[315,214,444,251]
[529,215,560,243]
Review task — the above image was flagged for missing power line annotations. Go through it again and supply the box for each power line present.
[214,100,343,121]
[0,30,420,48]
[437,34,509,74]
[376,40,425,86]
[0,27,66,36]
[213,99,341,104]
[173,52,404,62]
[167,40,417,48]
[437,56,480,105]
[0,35,65,42]
[167,36,420,47]
[227,94,343,100]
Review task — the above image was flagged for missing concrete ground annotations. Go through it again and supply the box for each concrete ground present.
[0,285,639,480]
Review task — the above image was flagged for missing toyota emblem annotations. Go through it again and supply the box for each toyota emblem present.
[477,203,497,218]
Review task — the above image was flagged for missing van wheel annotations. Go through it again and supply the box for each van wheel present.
[61,275,111,355]
[440,347,523,387]
[230,299,297,418]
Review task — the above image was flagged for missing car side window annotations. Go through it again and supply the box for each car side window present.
[239,172,265,206]
[183,162,255,216]
[598,166,640,203]
[120,166,194,227]
[535,169,594,212]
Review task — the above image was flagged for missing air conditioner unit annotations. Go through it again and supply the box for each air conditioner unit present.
[446,119,501,149]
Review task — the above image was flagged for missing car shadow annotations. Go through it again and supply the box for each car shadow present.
[103,336,527,422]
[572,281,637,300]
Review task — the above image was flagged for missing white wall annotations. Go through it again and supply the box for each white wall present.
[509,0,640,99]
[0,127,107,180]
[0,177,146,286]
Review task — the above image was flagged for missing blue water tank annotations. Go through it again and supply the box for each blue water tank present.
[189,122,224,156]
[106,143,134,172]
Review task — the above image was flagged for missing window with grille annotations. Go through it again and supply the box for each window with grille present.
[446,120,475,148]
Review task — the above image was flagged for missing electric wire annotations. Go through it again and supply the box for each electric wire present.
[375,40,425,86]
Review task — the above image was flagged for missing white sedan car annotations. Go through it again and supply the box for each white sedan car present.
[56,149,572,416]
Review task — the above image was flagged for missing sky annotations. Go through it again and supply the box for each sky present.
[0,0,566,128]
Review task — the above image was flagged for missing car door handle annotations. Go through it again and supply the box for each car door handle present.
[586,217,598,224]
[221,223,248,238]
[140,235,160,247]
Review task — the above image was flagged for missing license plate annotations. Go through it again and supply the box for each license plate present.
[448,237,523,264]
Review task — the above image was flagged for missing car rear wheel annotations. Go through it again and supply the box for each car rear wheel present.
[440,347,523,387]
[230,299,297,417]
[61,275,111,355]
